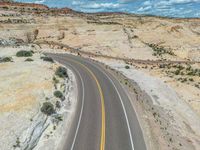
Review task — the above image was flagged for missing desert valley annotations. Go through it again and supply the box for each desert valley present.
[0,1,200,150]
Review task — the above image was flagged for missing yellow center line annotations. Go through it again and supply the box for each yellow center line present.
[65,58,105,150]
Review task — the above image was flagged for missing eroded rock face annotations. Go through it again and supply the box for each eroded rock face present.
[0,18,35,24]
[0,45,77,150]
[0,47,54,149]
[0,0,13,2]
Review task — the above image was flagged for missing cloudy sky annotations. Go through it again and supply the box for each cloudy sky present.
[16,0,200,18]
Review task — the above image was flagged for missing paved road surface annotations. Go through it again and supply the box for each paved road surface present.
[47,53,146,150]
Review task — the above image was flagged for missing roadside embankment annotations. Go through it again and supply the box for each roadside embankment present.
[0,44,77,150]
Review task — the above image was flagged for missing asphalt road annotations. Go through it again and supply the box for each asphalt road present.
[47,53,146,150]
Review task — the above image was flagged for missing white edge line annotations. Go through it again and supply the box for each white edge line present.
[66,63,85,150]
[64,63,85,150]
[86,61,135,150]
[53,57,85,150]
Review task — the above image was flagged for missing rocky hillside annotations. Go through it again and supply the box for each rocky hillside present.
[0,0,13,2]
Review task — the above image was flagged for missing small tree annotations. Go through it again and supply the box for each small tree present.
[55,66,68,78]
[54,90,63,99]
[56,101,61,108]
[16,50,33,57]
[0,57,12,63]
[125,65,130,69]
[41,56,54,63]
[41,102,55,116]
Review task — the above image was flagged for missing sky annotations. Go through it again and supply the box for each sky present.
[15,0,200,18]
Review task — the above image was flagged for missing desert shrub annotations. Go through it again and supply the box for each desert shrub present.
[33,29,39,40]
[125,65,130,69]
[13,138,20,148]
[16,50,33,57]
[52,114,63,124]
[55,114,63,121]
[54,90,63,99]
[187,71,195,76]
[189,78,194,82]
[25,58,34,62]
[58,31,65,40]
[174,69,180,75]
[0,57,12,63]
[56,101,61,108]
[159,64,166,68]
[41,102,55,116]
[53,76,59,84]
[133,35,138,38]
[2,6,9,10]
[148,43,175,56]
[30,50,35,54]
[41,56,54,63]
[195,84,199,88]
[181,78,187,83]
[55,66,68,78]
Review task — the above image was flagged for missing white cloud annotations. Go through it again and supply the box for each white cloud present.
[72,1,84,6]
[137,5,152,12]
[156,0,200,6]
[34,0,46,4]
[28,0,200,17]
[143,1,151,6]
[79,2,121,9]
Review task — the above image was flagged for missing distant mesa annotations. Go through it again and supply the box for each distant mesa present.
[0,1,49,10]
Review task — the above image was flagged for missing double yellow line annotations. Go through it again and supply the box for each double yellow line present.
[66,58,106,150]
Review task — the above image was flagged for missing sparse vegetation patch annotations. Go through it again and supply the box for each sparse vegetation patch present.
[13,138,20,148]
[125,65,130,69]
[54,90,63,99]
[147,43,175,56]
[41,102,55,116]
[25,58,34,62]
[41,56,54,63]
[55,66,68,78]
[53,76,59,84]
[16,50,33,57]
[0,57,13,63]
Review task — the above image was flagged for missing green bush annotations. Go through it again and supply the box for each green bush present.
[125,65,130,69]
[25,58,34,62]
[55,66,68,78]
[174,69,180,75]
[41,56,54,63]
[195,84,199,88]
[56,101,61,108]
[41,102,55,116]
[16,50,33,57]
[54,114,63,121]
[53,76,59,84]
[54,90,63,99]
[148,43,175,56]
[0,57,12,63]
[189,78,194,82]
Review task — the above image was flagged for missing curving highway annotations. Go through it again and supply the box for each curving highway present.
[47,53,146,150]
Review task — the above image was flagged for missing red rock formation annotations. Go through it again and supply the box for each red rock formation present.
[0,2,49,10]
